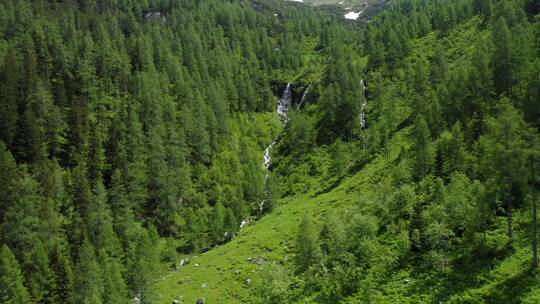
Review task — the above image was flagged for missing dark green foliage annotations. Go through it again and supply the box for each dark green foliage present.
[49,244,74,304]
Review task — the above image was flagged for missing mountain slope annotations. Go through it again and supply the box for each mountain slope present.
[155,4,540,302]
[154,128,404,303]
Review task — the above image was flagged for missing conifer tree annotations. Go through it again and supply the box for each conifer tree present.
[294,215,321,274]
[49,243,75,304]
[492,17,513,96]
[0,245,31,304]
[74,241,103,304]
[412,115,435,180]
[479,98,530,243]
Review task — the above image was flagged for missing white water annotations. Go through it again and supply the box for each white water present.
[359,77,367,129]
[242,83,293,227]
[277,83,292,123]
[297,84,311,109]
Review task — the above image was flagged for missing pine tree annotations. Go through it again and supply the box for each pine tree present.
[0,48,20,148]
[479,98,530,243]
[412,115,435,180]
[131,228,160,304]
[49,243,75,304]
[0,245,31,304]
[294,215,321,274]
[492,17,513,96]
[101,255,128,304]
[74,241,103,304]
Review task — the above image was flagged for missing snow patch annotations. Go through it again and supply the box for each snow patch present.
[344,11,361,20]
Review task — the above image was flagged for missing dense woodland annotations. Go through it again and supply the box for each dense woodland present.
[0,0,538,303]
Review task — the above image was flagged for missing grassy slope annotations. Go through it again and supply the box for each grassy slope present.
[153,126,409,303]
[154,16,540,304]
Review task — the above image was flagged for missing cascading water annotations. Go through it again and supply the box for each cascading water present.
[241,83,293,228]
[277,83,292,122]
[297,84,311,109]
[359,77,367,129]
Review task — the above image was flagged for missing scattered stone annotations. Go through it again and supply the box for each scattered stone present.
[172,300,180,304]
[254,257,266,265]
[201,283,206,289]
[194,263,199,267]
[245,278,251,287]
[196,298,205,304]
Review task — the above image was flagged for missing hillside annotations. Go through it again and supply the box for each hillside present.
[0,0,539,303]
[157,1,540,303]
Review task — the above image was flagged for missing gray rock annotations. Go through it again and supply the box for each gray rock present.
[196,298,205,304]
[246,278,251,287]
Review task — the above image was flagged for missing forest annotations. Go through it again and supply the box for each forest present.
[0,0,539,303]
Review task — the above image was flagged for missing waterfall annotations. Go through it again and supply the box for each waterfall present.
[263,140,276,170]
[297,84,311,109]
[359,77,367,129]
[242,83,293,228]
[277,83,292,122]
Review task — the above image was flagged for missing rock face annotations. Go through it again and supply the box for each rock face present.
[144,12,166,23]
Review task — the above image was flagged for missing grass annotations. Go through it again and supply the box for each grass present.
[153,123,410,303]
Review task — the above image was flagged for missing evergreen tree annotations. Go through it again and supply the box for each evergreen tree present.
[492,17,513,96]
[74,241,103,304]
[49,243,75,304]
[0,245,31,304]
[479,98,530,242]
[412,115,435,180]
[0,49,20,148]
[294,215,321,274]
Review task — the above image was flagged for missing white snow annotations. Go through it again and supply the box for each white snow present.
[344,11,361,20]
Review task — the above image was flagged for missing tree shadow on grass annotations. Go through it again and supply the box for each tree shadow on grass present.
[483,266,537,304]
[406,246,516,303]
